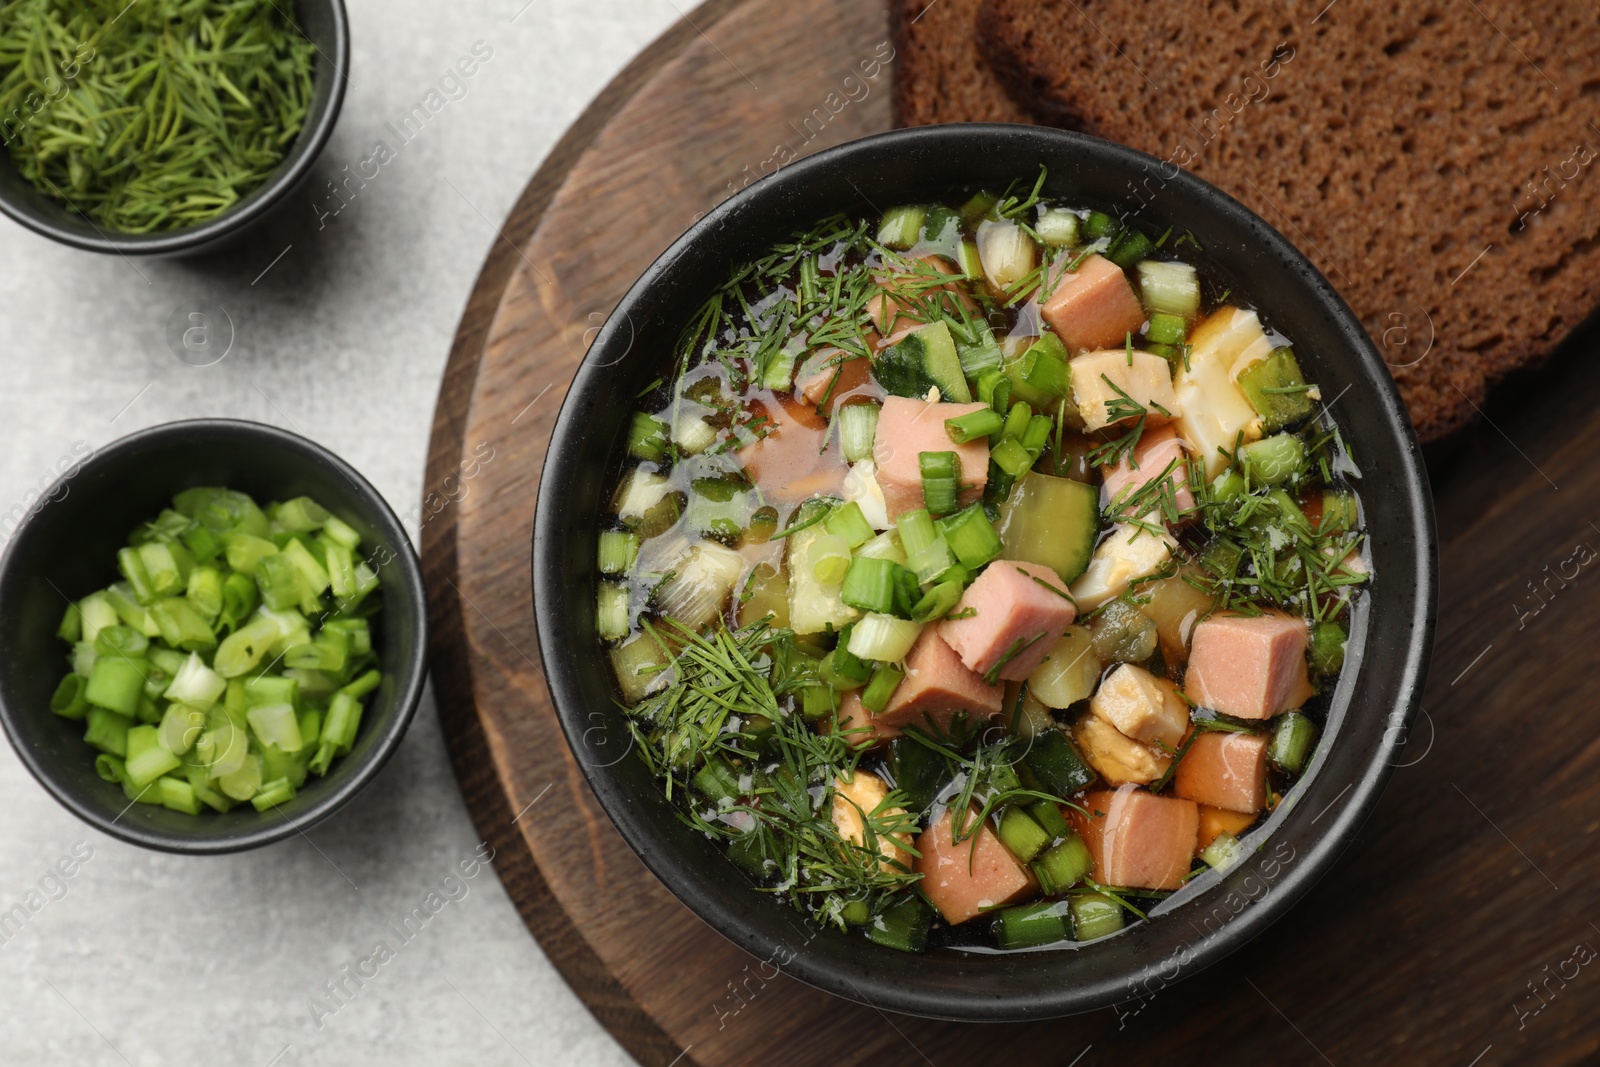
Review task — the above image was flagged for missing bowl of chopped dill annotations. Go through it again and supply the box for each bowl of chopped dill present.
[534,124,1435,1020]
[0,0,348,255]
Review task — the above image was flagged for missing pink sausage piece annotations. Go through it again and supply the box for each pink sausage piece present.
[939,560,1076,682]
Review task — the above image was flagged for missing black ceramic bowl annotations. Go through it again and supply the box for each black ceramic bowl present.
[534,125,1436,1020]
[0,0,348,257]
[0,419,426,853]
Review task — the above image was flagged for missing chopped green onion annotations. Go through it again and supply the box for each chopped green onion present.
[85,657,146,717]
[998,806,1051,862]
[627,412,672,462]
[218,755,263,801]
[672,413,718,455]
[1106,227,1154,269]
[245,704,304,754]
[150,598,217,652]
[1201,832,1246,871]
[84,708,130,757]
[159,778,203,815]
[1020,334,1071,398]
[187,566,224,620]
[118,547,157,604]
[878,205,928,250]
[158,704,205,756]
[164,652,226,709]
[1268,712,1317,775]
[225,534,279,574]
[1146,312,1187,346]
[1022,415,1054,454]
[597,582,630,641]
[56,603,82,643]
[945,408,1004,445]
[993,900,1071,949]
[839,403,881,465]
[895,509,939,557]
[1036,207,1081,247]
[1239,434,1306,486]
[1310,621,1348,675]
[1002,401,1032,442]
[919,451,960,516]
[824,501,876,549]
[94,754,126,784]
[759,338,802,391]
[954,323,1004,377]
[990,436,1037,479]
[974,368,1006,407]
[840,557,902,614]
[910,580,964,623]
[1083,210,1118,239]
[1137,260,1201,319]
[866,895,933,952]
[124,725,180,788]
[847,614,924,663]
[1033,833,1094,895]
[860,663,905,713]
[855,529,906,565]
[1069,892,1125,941]
[938,504,1003,569]
[94,625,148,659]
[50,674,90,720]
[905,537,957,586]
[598,530,640,575]
[79,592,120,644]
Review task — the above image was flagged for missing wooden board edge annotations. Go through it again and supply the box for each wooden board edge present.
[419,4,750,1065]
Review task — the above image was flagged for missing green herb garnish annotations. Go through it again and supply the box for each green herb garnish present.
[0,0,319,233]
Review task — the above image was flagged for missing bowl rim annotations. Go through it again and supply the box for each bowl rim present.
[0,416,428,854]
[533,123,1437,1020]
[0,0,350,256]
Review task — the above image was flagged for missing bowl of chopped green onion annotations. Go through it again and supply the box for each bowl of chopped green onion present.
[0,0,348,255]
[0,419,427,853]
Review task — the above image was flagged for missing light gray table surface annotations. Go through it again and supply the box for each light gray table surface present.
[0,2,680,1063]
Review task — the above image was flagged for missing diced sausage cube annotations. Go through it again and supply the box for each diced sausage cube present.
[827,689,900,748]
[914,806,1037,924]
[796,353,874,415]
[1071,714,1171,786]
[1174,731,1270,813]
[1184,612,1312,720]
[872,396,990,521]
[879,630,1003,730]
[1070,786,1200,891]
[1100,424,1195,517]
[1041,253,1148,353]
[871,254,974,335]
[939,561,1076,682]
[1069,349,1181,432]
[1090,663,1189,751]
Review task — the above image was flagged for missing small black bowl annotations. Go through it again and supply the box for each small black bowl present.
[0,0,348,257]
[534,125,1436,1020]
[0,419,426,853]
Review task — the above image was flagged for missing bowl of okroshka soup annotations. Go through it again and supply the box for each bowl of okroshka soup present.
[533,125,1434,1021]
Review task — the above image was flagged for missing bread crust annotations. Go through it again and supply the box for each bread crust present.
[974,0,1600,441]
[891,0,1039,128]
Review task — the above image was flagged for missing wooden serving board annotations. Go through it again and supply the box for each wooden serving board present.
[421,1,1600,1063]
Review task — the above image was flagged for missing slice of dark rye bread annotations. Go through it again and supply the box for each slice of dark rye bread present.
[973,0,1600,442]
[891,0,1040,127]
